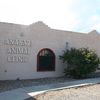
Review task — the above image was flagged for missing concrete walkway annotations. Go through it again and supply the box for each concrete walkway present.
[0,78,100,100]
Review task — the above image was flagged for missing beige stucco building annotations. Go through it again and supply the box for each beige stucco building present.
[0,21,100,80]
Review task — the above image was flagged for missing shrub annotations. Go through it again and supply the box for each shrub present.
[60,48,100,79]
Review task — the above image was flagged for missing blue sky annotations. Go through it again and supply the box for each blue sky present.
[0,0,100,33]
[71,0,100,32]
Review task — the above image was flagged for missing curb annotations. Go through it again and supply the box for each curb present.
[28,80,100,97]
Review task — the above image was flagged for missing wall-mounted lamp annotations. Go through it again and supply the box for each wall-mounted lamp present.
[66,42,69,49]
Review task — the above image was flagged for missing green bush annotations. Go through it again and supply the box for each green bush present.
[60,48,100,79]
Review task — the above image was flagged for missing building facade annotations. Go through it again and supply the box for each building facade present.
[0,21,100,80]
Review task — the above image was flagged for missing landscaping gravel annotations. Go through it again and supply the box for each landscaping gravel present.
[27,84,100,100]
[0,77,75,93]
[0,72,100,93]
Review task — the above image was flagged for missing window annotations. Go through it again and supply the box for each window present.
[37,48,55,71]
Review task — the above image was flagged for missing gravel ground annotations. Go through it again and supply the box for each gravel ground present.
[0,72,100,93]
[0,77,76,93]
[26,84,100,100]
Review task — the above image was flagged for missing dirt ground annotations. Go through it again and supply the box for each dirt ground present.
[26,84,100,100]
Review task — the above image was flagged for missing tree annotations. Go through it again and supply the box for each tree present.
[60,48,100,79]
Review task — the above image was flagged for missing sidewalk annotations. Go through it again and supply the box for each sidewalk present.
[0,77,100,100]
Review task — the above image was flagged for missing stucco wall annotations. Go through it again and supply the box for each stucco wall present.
[0,21,100,80]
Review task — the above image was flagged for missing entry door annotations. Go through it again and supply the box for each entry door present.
[37,49,55,71]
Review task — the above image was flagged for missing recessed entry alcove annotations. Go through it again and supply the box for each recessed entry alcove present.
[37,48,55,72]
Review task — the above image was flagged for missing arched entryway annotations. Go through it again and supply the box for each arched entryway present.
[37,48,55,71]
